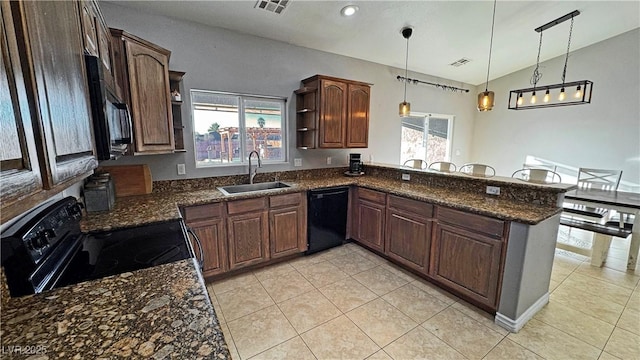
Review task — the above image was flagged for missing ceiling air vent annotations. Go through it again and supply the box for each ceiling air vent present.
[255,0,290,14]
[449,58,471,67]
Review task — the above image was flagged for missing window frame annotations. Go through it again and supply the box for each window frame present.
[191,89,288,168]
[400,112,455,164]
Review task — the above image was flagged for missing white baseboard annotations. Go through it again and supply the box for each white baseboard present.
[495,293,549,333]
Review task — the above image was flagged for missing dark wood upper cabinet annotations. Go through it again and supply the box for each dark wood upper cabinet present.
[346,83,370,148]
[110,28,174,154]
[296,75,371,149]
[1,1,44,222]
[11,0,97,190]
[78,0,113,90]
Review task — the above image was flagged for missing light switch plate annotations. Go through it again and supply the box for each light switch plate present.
[486,186,501,195]
[177,163,186,175]
[402,173,410,181]
[294,158,302,167]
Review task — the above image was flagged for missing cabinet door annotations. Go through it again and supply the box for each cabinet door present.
[78,0,98,56]
[16,0,97,188]
[346,84,370,148]
[354,199,385,252]
[269,205,306,258]
[431,223,503,308]
[227,211,269,270]
[1,2,43,222]
[124,39,174,153]
[188,218,228,277]
[385,209,431,273]
[318,79,347,148]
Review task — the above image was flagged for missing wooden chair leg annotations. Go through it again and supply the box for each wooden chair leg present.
[590,233,613,267]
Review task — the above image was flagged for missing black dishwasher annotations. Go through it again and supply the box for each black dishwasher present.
[307,187,349,255]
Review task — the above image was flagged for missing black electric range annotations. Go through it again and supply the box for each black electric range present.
[1,197,200,297]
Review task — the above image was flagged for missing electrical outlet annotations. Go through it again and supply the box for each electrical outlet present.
[369,154,374,163]
[326,156,332,165]
[177,163,186,175]
[294,158,302,167]
[402,173,410,181]
[486,186,501,196]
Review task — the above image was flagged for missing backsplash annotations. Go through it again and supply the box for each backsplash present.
[152,164,570,207]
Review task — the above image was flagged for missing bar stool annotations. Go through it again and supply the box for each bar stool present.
[459,163,496,178]
[403,159,427,170]
[428,161,457,173]
[512,168,562,184]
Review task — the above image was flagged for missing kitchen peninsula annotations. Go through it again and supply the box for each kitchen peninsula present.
[1,163,574,358]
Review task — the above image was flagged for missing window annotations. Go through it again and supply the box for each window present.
[400,113,453,165]
[192,90,286,167]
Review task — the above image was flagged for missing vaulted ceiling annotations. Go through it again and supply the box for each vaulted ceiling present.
[107,1,640,86]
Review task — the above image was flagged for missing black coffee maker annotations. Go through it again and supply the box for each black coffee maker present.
[348,153,362,174]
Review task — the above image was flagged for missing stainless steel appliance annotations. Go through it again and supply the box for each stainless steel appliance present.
[348,153,363,174]
[1,197,202,297]
[85,55,132,160]
[307,187,349,254]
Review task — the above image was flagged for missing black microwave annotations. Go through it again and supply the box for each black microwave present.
[85,55,132,160]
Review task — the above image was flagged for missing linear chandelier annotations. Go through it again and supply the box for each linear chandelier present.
[397,76,469,94]
[508,10,593,110]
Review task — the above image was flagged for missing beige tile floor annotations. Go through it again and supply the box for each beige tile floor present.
[206,228,640,360]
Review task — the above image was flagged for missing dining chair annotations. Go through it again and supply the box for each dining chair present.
[403,159,427,170]
[563,168,623,222]
[512,168,562,184]
[523,162,558,172]
[459,163,496,178]
[428,161,457,173]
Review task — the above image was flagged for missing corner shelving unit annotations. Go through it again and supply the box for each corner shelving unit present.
[169,70,187,152]
[295,86,317,149]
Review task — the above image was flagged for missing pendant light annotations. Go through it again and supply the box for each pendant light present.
[477,0,497,112]
[399,26,412,116]
[508,10,593,110]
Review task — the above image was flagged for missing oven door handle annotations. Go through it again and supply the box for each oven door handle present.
[186,227,205,271]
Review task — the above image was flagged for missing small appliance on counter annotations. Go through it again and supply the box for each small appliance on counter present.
[345,153,364,176]
[83,172,115,212]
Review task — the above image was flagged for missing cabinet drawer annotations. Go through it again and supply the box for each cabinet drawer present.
[183,203,223,222]
[227,197,268,215]
[388,195,433,218]
[436,207,505,239]
[358,188,386,204]
[270,192,302,208]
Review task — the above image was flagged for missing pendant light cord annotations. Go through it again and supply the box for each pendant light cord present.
[484,0,497,92]
[530,31,543,88]
[560,16,575,84]
[404,36,409,101]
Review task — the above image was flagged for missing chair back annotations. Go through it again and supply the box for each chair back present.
[403,159,427,169]
[512,168,562,184]
[428,161,457,173]
[577,168,622,190]
[523,162,558,172]
[459,163,496,177]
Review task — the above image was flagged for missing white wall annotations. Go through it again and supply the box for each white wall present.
[99,2,477,180]
[471,29,640,190]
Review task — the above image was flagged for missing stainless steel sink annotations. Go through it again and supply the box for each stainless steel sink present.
[217,181,292,196]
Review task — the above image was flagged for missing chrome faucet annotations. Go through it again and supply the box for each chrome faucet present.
[248,150,262,184]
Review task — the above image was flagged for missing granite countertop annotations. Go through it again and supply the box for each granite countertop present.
[81,174,562,233]
[0,259,230,359]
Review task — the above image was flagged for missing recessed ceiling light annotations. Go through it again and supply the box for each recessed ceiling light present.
[340,5,359,17]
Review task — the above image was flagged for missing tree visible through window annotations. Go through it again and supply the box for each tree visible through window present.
[400,114,453,166]
[191,90,286,167]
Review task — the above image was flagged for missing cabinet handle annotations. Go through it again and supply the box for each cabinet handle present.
[187,227,205,270]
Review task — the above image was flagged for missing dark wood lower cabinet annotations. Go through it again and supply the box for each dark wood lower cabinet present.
[188,218,227,277]
[354,199,385,252]
[430,223,504,308]
[227,210,270,270]
[385,208,431,273]
[269,206,306,258]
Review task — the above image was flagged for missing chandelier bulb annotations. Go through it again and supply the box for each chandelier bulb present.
[517,93,524,106]
[530,91,537,104]
[558,88,566,101]
[543,89,550,103]
[574,85,582,98]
